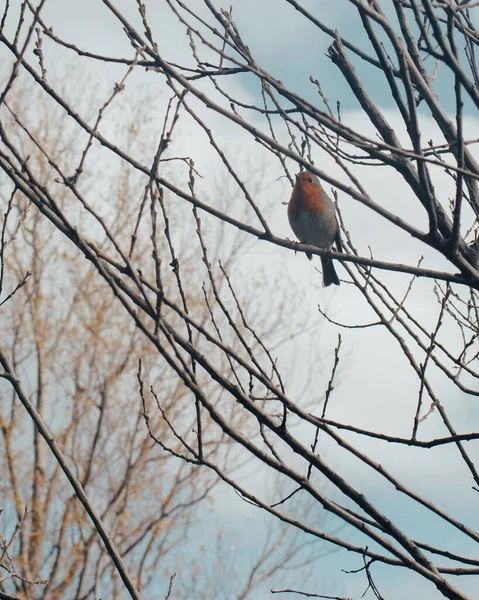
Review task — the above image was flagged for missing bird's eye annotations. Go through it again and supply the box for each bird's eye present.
[308,177,313,183]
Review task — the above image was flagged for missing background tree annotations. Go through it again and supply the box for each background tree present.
[1,1,479,599]
[0,70,320,599]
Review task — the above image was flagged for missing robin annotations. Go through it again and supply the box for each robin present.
[288,170,342,287]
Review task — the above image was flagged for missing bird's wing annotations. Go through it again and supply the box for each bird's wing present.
[334,226,343,253]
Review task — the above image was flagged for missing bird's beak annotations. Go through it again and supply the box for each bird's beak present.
[295,173,300,181]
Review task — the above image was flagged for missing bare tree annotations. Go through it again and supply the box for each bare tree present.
[1,1,479,599]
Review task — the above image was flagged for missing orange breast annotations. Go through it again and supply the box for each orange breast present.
[288,180,326,218]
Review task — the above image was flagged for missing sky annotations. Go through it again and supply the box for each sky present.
[2,1,479,599]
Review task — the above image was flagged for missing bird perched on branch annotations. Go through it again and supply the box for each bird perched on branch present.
[288,171,342,287]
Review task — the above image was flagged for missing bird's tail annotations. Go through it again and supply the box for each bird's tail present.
[321,255,340,287]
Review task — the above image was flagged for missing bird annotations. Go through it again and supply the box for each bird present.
[468,230,479,271]
[287,170,342,287]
